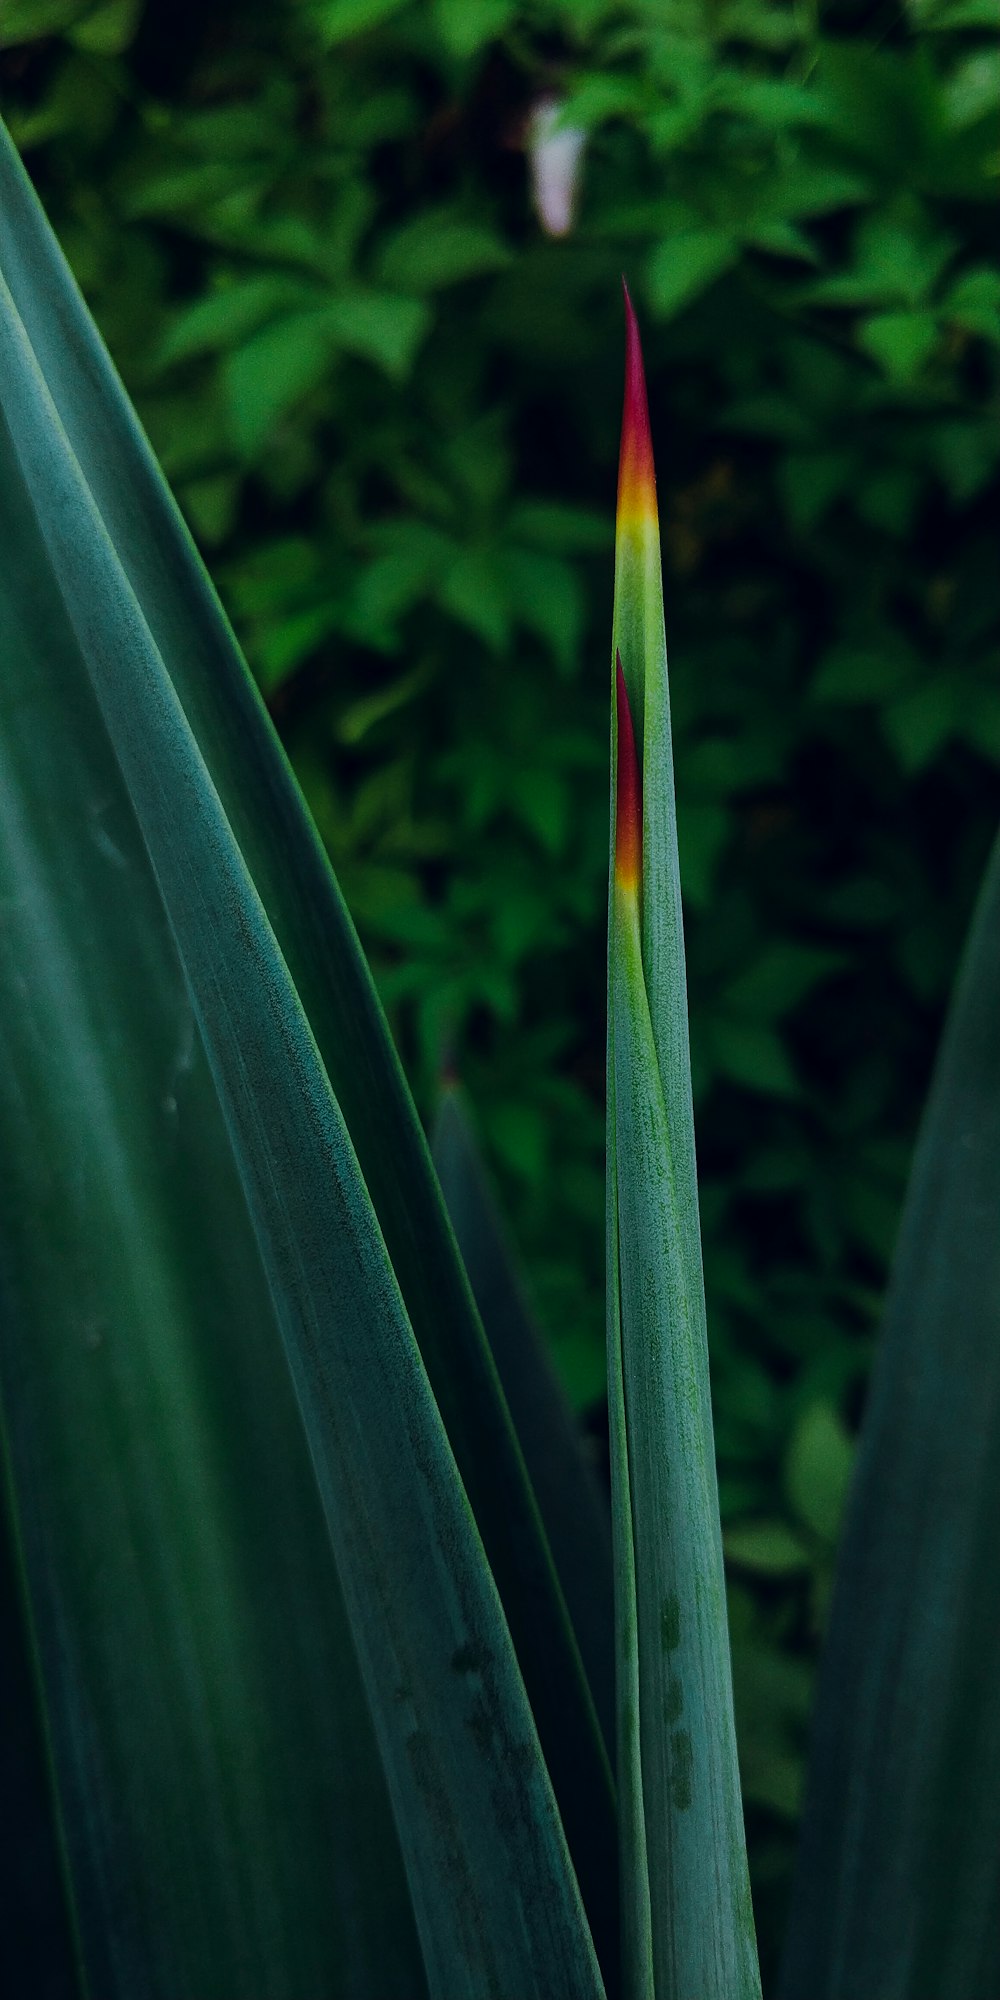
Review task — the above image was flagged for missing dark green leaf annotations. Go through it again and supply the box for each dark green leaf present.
[0,398,424,2000]
[646,229,737,317]
[0,114,614,1998]
[782,832,1000,2000]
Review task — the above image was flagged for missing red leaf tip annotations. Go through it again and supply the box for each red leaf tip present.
[615,651,641,894]
[617,285,657,534]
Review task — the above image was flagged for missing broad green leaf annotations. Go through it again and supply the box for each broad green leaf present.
[857,309,939,382]
[506,546,585,675]
[432,1085,615,1758]
[943,267,1000,343]
[608,289,761,1999]
[321,288,431,376]
[714,76,827,128]
[763,165,873,219]
[784,1404,854,1548]
[318,0,411,43]
[126,159,252,219]
[803,213,954,314]
[743,219,820,264]
[377,209,512,290]
[646,229,737,318]
[781,831,1000,2000]
[724,1523,812,1577]
[350,523,455,639]
[711,1018,798,1098]
[155,276,317,366]
[433,0,516,59]
[942,52,1000,131]
[565,73,647,128]
[174,105,277,160]
[222,292,430,451]
[0,115,615,1994]
[437,545,511,650]
[223,310,334,453]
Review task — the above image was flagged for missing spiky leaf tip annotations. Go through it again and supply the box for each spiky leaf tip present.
[617,279,658,539]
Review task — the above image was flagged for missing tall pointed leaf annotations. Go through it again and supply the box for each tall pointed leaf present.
[0,419,423,1999]
[0,117,616,1981]
[781,830,1000,2000]
[0,264,605,2000]
[607,288,761,2000]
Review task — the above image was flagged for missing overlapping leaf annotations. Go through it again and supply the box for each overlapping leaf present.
[0,116,609,2000]
[0,402,423,2000]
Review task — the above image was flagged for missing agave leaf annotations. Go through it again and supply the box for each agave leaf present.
[432,1082,615,1756]
[0,260,603,2000]
[781,830,1000,2000]
[0,132,608,2000]
[607,289,761,2000]
[0,420,423,1999]
[0,116,616,1983]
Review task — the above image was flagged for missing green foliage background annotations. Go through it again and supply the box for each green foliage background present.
[3,0,997,1977]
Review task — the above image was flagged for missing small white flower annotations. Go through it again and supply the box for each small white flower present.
[527,97,587,239]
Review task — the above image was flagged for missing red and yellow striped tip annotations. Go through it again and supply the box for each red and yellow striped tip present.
[615,650,641,896]
[617,280,658,537]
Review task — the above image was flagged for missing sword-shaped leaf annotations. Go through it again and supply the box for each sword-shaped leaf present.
[781,830,1000,2000]
[607,287,761,2000]
[0,403,423,2000]
[0,120,607,2000]
[0,123,616,1978]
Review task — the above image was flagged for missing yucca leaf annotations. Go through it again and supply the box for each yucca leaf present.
[0,116,617,1986]
[781,830,1000,2000]
[0,256,602,2000]
[607,288,761,2000]
[432,1082,615,1756]
[0,125,608,1998]
[0,418,423,2000]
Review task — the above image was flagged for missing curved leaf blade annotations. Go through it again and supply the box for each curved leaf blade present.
[0,423,422,1999]
[0,121,616,1974]
[0,259,605,2000]
[781,831,1000,2000]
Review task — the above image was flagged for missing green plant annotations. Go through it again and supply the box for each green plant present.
[4,18,999,1951]
[608,295,757,1996]
[2,75,1000,2000]
[0,111,610,2000]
